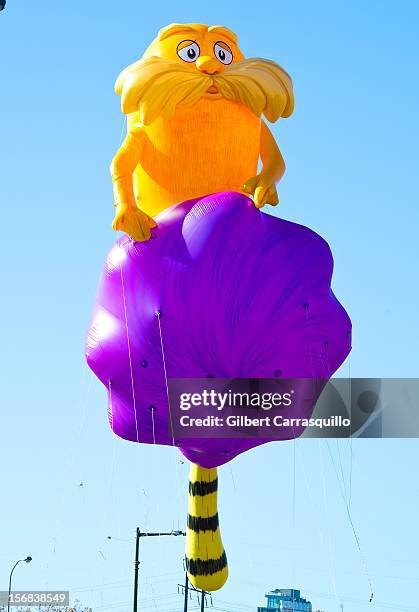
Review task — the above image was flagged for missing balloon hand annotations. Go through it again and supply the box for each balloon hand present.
[243,173,279,209]
[112,206,157,242]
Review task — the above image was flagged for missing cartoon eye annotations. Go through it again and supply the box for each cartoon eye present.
[177,41,200,63]
[214,42,233,65]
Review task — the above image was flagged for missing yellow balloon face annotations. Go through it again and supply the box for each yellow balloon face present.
[144,23,245,88]
[116,22,293,122]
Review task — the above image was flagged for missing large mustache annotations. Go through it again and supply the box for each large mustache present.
[115,56,294,126]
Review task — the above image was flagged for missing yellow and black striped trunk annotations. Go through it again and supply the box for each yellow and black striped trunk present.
[185,463,228,591]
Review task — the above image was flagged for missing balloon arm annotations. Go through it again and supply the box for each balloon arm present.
[242,122,284,208]
[110,128,157,242]
[259,120,285,184]
[110,128,145,211]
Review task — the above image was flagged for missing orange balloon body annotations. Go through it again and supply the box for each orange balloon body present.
[128,99,261,217]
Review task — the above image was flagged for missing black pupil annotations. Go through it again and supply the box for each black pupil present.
[219,49,226,61]
[187,48,196,59]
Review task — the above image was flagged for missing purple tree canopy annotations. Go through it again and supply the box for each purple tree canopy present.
[86,192,351,468]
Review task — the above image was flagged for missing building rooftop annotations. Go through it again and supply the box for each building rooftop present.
[258,588,313,612]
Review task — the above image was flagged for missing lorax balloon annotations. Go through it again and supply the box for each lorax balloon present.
[86,23,351,592]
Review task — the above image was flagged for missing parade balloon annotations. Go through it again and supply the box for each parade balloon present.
[87,23,351,592]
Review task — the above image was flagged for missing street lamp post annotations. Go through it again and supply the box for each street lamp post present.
[183,573,189,612]
[132,529,185,612]
[8,557,32,612]
[133,528,140,612]
[108,529,185,612]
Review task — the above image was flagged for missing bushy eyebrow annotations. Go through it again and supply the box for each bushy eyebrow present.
[158,23,238,45]
[158,24,201,41]
[208,25,238,45]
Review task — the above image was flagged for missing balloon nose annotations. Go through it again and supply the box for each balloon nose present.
[196,56,223,75]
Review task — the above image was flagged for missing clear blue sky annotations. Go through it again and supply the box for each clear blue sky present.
[1,1,419,611]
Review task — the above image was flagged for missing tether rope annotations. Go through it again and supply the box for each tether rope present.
[156,311,175,446]
[119,250,140,445]
[325,440,374,602]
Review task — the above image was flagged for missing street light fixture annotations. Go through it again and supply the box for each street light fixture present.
[8,557,32,612]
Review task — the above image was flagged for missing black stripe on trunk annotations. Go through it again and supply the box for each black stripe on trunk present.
[186,551,227,576]
[189,478,218,496]
[187,513,219,532]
